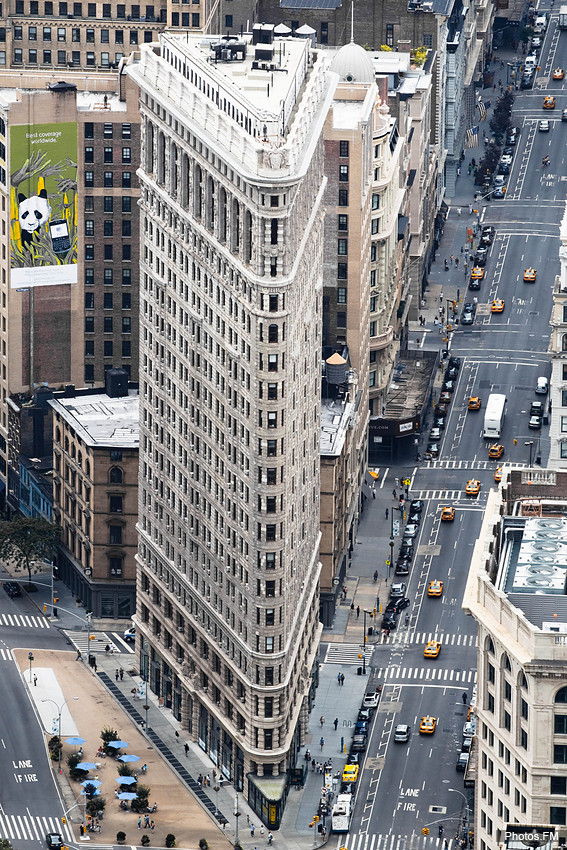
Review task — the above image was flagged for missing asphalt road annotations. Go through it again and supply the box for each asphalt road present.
[343,12,565,849]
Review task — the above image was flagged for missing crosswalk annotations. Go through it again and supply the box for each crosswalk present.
[0,812,75,843]
[325,644,375,665]
[411,490,486,502]
[374,666,477,684]
[64,629,135,655]
[0,612,50,629]
[338,832,449,850]
[0,647,13,661]
[425,460,527,471]
[386,632,476,648]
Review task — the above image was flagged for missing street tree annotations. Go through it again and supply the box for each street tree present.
[0,516,60,586]
[0,841,14,850]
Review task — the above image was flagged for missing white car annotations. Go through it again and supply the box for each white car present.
[123,627,136,643]
[501,154,513,166]
[362,691,380,709]
[539,120,550,132]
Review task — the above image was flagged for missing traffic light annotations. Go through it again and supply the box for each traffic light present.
[513,438,517,445]
[43,604,47,613]
[61,818,66,825]
[422,828,429,835]
[53,597,59,604]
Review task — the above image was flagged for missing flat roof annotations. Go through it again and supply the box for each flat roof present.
[320,397,353,457]
[48,393,139,449]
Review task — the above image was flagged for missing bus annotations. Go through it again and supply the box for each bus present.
[483,393,506,439]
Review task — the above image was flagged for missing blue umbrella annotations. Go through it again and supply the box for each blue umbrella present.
[115,776,137,785]
[66,737,86,746]
[119,754,140,763]
[117,792,137,801]
[76,762,97,771]
[81,779,102,788]
[108,740,129,749]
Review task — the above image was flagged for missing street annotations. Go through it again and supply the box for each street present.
[341,7,566,848]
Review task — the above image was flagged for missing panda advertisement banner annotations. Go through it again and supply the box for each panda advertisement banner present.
[10,121,78,288]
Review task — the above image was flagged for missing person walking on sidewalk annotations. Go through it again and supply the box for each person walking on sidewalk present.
[320,715,325,727]
[320,737,324,750]
[138,817,142,829]
[144,815,150,829]
[334,718,339,730]
[457,207,461,216]
[385,507,389,519]
[356,606,360,618]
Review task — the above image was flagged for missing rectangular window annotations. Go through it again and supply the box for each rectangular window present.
[122,269,131,285]
[555,715,567,734]
[85,340,94,356]
[109,495,123,513]
[372,193,380,209]
[337,312,346,328]
[423,33,433,47]
[104,268,113,285]
[122,244,131,260]
[338,214,348,231]
[85,244,94,260]
[369,370,376,387]
[339,164,349,181]
[85,219,94,236]
[191,12,199,25]
[104,172,113,187]
[225,14,232,26]
[85,364,94,382]
[129,30,138,44]
[103,196,113,212]
[104,341,113,357]
[86,51,95,65]
[101,29,109,42]
[28,26,36,39]
[43,49,51,63]
[386,22,394,46]
[87,1,95,13]
[122,340,131,357]
[85,268,94,285]
[104,146,113,163]
[84,292,94,309]
[371,219,379,234]
[115,30,124,43]
[103,317,113,333]
[121,172,131,188]
[551,777,567,795]
[85,316,94,333]
[337,287,347,304]
[84,146,94,163]
[104,220,113,236]
[109,525,122,544]
[339,140,349,157]
[561,416,567,433]
[102,1,111,13]
[122,292,131,309]
[338,188,348,206]
[551,808,567,826]
[122,147,131,163]
[116,3,125,14]
[103,292,113,309]
[337,239,348,255]
[370,321,376,336]
[122,220,131,237]
[337,263,347,280]
[43,26,51,40]
[29,49,37,62]
[57,49,66,63]
[562,389,567,407]
[122,316,131,333]
[104,244,113,260]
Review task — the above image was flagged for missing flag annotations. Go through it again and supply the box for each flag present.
[477,99,487,121]
[466,126,479,148]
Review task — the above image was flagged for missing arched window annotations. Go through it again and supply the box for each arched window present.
[207,176,215,231]
[157,130,166,186]
[244,209,252,263]
[562,334,567,352]
[109,466,123,484]
[194,164,202,219]
[231,199,240,252]
[219,188,227,242]
[145,119,154,174]
[486,636,495,654]
[55,427,61,443]
[268,324,279,343]
[556,686,567,703]
[519,672,528,690]
[502,653,511,672]
[170,143,178,198]
[181,153,190,208]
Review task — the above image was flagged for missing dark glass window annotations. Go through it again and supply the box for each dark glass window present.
[339,140,349,157]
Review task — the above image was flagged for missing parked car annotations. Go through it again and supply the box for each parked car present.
[123,627,136,643]
[530,401,544,416]
[381,613,397,631]
[362,691,380,709]
[3,581,21,598]
[474,247,488,266]
[385,597,410,614]
[425,442,440,458]
[358,708,372,723]
[402,523,419,539]
[448,356,461,370]
[351,733,368,752]
[456,752,469,772]
[461,303,476,325]
[395,559,411,576]
[529,415,542,430]
[536,376,549,394]
[390,582,407,599]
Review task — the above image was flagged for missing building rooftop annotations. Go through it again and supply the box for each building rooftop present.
[382,350,437,421]
[48,392,139,449]
[320,396,353,457]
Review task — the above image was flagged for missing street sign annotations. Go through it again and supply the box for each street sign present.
[392,520,400,536]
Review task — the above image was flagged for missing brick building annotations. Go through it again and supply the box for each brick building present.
[49,371,138,619]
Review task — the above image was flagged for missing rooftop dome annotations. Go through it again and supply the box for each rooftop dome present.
[330,41,375,84]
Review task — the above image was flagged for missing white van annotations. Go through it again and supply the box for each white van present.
[534,14,547,32]
[536,376,549,395]
[524,55,537,71]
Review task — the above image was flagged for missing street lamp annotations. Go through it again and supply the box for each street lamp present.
[213,784,220,817]
[525,440,534,466]
[234,793,240,845]
[28,651,34,683]
[41,697,79,774]
[449,788,470,849]
[389,508,394,579]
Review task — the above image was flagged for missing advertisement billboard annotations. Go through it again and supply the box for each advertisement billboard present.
[10,122,78,288]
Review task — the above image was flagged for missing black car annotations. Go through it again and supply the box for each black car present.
[408,510,421,524]
[385,597,410,614]
[398,545,414,562]
[381,613,397,631]
[425,442,439,458]
[434,416,446,429]
[46,835,63,850]
[480,226,495,246]
[441,380,455,393]
[498,162,510,175]
[461,303,476,325]
[530,401,544,416]
[448,356,461,370]
[410,499,424,513]
[3,581,21,598]
[492,186,506,199]
[358,708,372,722]
[395,560,411,576]
[474,248,488,266]
[445,366,458,380]
[469,277,481,291]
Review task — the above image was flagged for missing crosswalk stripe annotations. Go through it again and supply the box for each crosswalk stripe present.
[0,612,50,629]
[324,644,375,665]
[0,813,76,843]
[63,629,135,655]
[369,666,476,683]
[345,833,447,849]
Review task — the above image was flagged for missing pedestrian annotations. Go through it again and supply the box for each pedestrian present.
[342,585,347,599]
[33,675,37,686]
[468,164,472,175]
[115,669,119,681]
[268,833,273,845]
[144,815,150,829]
[372,488,376,499]
[455,257,459,267]
[356,606,360,618]
[311,758,315,771]
[320,736,324,750]
[138,817,142,829]
[337,673,341,685]
[340,673,345,685]
[457,167,461,176]
[444,259,449,270]
[247,815,251,827]
[105,644,110,653]
[120,668,124,680]
[469,203,473,214]
[93,658,97,672]
[184,742,189,756]
[440,291,444,302]
[449,255,454,265]
[373,570,378,582]
[462,692,468,704]
[206,774,210,786]
[150,821,155,831]
[251,825,255,837]
[320,715,325,727]
[340,735,344,751]
[392,488,397,498]
[334,718,339,731]
[471,157,476,167]
[350,602,354,614]
[76,650,83,661]
[198,774,203,787]
[260,826,265,836]
[434,316,438,326]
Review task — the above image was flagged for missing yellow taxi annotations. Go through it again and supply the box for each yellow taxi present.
[491,299,505,313]
[470,266,485,280]
[419,715,437,734]
[424,640,442,658]
[495,467,503,483]
[543,96,556,109]
[342,764,359,783]
[554,68,565,80]
[524,268,537,282]
[488,444,505,459]
[441,506,455,522]
[468,396,481,410]
[465,479,481,496]
[428,580,444,597]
